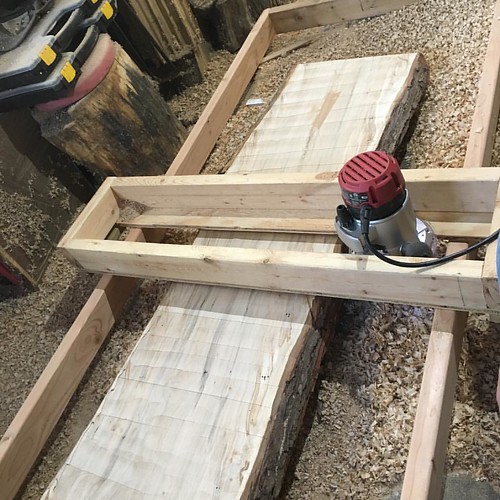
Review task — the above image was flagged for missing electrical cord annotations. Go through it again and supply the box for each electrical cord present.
[359,206,500,268]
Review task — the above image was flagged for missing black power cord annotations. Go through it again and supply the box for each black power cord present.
[360,206,500,269]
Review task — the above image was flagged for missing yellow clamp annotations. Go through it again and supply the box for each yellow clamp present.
[101,1,114,20]
[61,62,77,84]
[39,45,57,66]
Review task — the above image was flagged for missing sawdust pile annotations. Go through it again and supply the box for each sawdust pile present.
[0,0,499,498]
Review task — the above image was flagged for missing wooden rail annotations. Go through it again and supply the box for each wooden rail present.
[401,1,500,497]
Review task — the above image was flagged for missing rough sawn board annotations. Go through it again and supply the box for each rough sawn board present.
[44,53,426,499]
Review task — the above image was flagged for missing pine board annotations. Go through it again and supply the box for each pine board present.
[44,53,426,499]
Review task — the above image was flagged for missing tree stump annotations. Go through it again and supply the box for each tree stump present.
[33,38,187,177]
[189,0,284,52]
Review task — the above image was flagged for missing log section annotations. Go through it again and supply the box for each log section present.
[116,0,209,89]
[33,41,187,177]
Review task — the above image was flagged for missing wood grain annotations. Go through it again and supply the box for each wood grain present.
[482,183,500,309]
[59,167,499,249]
[167,12,275,176]
[120,216,493,240]
[62,239,488,313]
[120,0,209,86]
[125,0,208,70]
[107,167,499,214]
[0,267,144,500]
[44,52,427,499]
[0,11,275,498]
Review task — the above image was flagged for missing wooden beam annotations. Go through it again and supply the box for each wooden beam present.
[58,178,118,249]
[166,11,275,176]
[121,214,338,233]
[269,0,417,34]
[463,0,500,169]
[428,221,491,239]
[61,239,490,313]
[120,215,492,239]
[59,167,499,247]
[108,167,500,213]
[401,244,468,500]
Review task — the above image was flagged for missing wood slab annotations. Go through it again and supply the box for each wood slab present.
[0,113,81,287]
[43,52,426,498]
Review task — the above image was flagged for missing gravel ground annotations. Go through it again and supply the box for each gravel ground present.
[1,0,499,498]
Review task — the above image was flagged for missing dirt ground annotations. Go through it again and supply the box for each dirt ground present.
[0,0,499,498]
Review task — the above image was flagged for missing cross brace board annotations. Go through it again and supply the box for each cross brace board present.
[59,167,500,314]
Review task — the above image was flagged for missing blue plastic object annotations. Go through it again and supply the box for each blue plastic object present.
[497,240,500,287]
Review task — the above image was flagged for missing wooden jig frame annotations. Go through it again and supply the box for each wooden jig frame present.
[59,168,500,314]
[0,0,499,499]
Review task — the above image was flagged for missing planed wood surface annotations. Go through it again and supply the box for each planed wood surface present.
[58,166,500,252]
[58,178,118,249]
[0,13,275,498]
[120,216,493,239]
[107,167,499,213]
[167,11,275,176]
[0,269,144,500]
[44,52,426,499]
[482,183,500,309]
[1,8,420,498]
